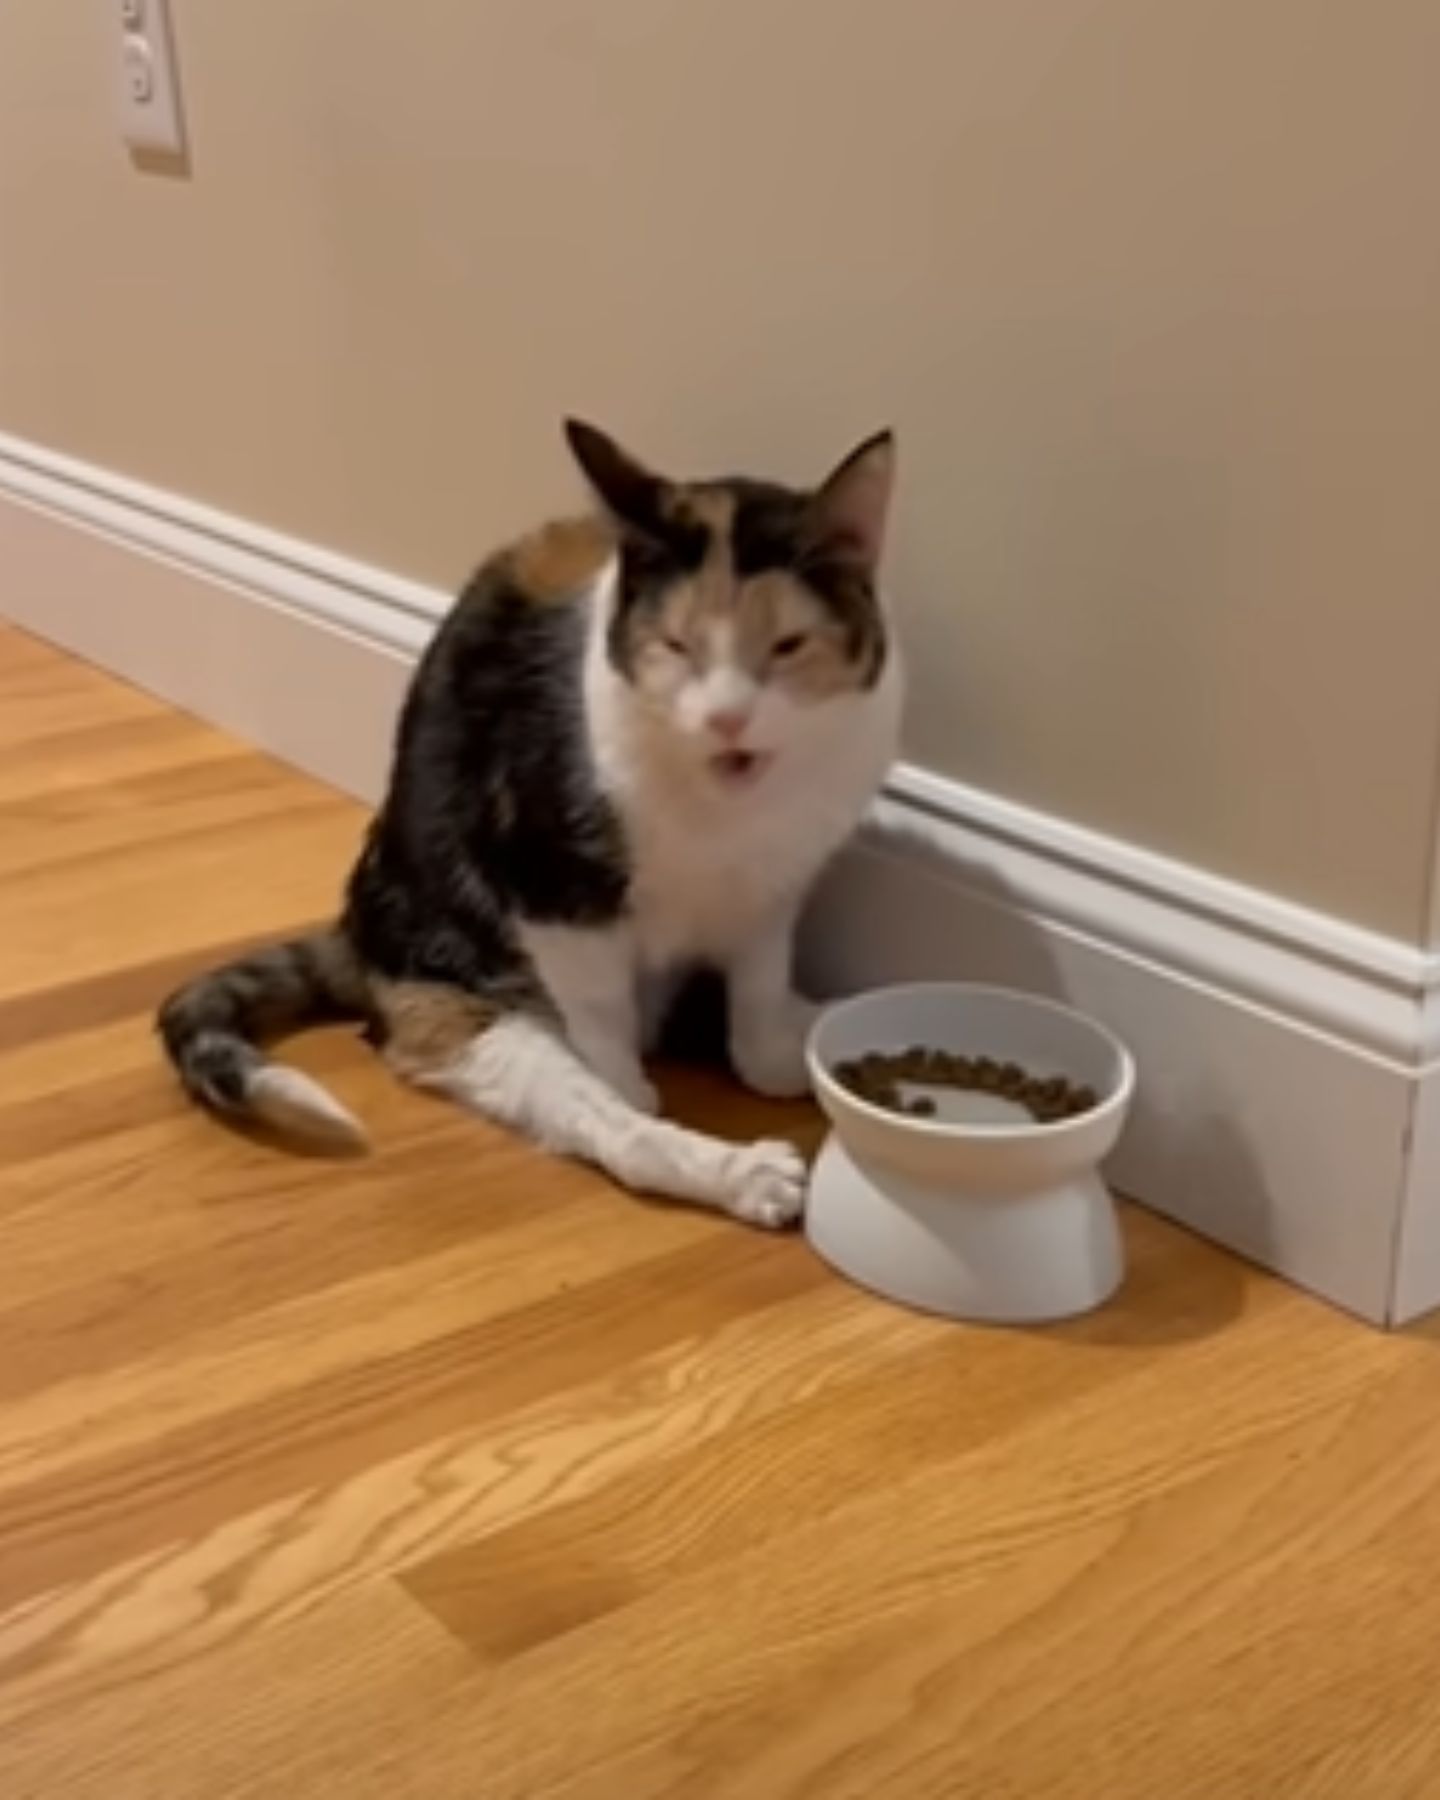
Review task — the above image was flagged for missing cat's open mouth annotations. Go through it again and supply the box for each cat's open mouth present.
[709,749,773,787]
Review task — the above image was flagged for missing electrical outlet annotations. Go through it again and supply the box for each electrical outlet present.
[111,0,186,157]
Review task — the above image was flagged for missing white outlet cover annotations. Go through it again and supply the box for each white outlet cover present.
[111,0,186,157]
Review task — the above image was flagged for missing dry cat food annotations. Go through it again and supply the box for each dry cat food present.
[833,1048,1099,1125]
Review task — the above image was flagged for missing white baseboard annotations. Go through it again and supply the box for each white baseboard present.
[0,434,430,802]
[4,430,1438,1325]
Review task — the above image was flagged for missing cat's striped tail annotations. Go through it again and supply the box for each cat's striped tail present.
[157,930,372,1150]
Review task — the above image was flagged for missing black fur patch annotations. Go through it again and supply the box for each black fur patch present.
[722,478,887,681]
[720,479,812,576]
[344,556,629,997]
[607,526,705,676]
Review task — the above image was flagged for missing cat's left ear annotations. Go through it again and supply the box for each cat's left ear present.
[564,419,674,538]
[805,431,896,573]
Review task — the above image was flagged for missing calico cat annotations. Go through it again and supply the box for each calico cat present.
[159,421,902,1227]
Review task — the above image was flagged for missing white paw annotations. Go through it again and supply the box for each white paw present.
[724,1139,809,1230]
[731,1000,821,1100]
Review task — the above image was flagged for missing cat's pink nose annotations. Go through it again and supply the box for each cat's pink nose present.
[705,707,752,743]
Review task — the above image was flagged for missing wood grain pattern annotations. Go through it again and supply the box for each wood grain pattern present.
[2,623,1439,1799]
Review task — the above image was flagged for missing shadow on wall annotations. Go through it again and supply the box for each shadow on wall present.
[800,815,1286,1305]
[801,818,1068,995]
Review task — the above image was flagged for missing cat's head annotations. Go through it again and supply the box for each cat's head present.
[565,419,895,789]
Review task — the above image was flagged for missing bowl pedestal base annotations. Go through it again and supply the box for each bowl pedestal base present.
[805,1133,1124,1324]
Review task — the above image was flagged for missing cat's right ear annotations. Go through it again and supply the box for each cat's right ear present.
[564,420,673,538]
[805,430,896,574]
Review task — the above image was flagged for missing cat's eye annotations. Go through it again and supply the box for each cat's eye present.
[772,633,809,659]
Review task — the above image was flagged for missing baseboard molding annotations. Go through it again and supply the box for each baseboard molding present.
[4,431,1437,1324]
[0,432,436,803]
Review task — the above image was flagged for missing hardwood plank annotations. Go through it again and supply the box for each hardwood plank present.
[0,1581,480,1800]
[0,752,343,879]
[0,1282,908,1735]
[333,1300,1408,1799]
[398,1209,1245,1663]
[0,655,159,749]
[0,806,359,1000]
[0,712,244,805]
[0,1232,822,1613]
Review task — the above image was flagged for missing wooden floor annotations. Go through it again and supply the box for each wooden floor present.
[4,624,1440,1798]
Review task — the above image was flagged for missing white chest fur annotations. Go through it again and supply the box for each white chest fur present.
[613,727,893,965]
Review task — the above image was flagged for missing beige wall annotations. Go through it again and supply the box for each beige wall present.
[2,1,1438,937]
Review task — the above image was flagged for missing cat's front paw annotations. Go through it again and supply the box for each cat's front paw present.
[730,1000,821,1100]
[724,1139,809,1229]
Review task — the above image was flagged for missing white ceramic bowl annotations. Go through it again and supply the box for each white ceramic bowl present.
[805,983,1136,1323]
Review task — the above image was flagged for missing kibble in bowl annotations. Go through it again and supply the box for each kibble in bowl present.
[833,1047,1099,1125]
[804,983,1136,1324]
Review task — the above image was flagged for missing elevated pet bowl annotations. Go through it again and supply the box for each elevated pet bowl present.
[806,983,1136,1323]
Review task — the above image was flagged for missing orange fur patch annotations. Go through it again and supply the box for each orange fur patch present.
[374,980,499,1075]
[505,516,616,604]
